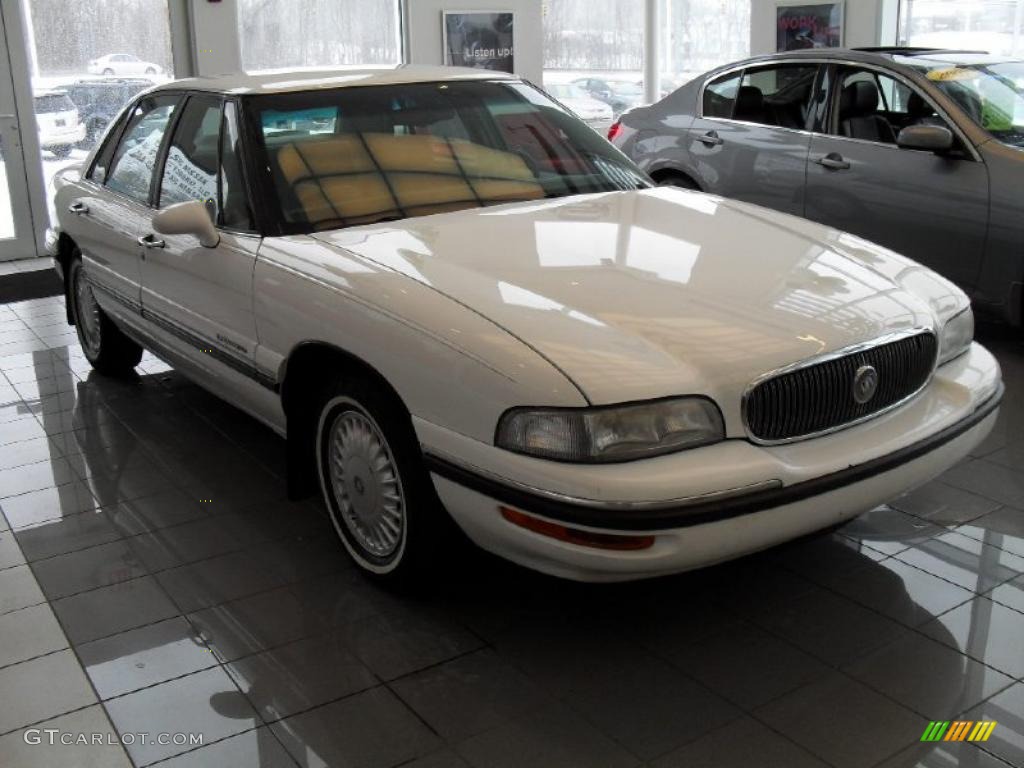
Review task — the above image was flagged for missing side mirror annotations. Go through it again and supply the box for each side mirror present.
[897,124,954,154]
[152,200,220,248]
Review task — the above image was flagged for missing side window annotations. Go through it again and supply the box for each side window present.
[735,64,818,129]
[88,108,131,183]
[703,72,741,118]
[105,95,178,202]
[158,95,221,217]
[220,101,254,230]
[834,68,949,145]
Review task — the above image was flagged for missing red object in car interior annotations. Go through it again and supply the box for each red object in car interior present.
[607,121,623,142]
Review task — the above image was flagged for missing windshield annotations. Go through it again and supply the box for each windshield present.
[904,60,1024,148]
[247,80,649,235]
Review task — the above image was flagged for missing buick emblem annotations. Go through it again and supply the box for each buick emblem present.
[852,364,879,404]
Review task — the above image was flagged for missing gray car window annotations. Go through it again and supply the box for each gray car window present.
[734,64,818,129]
[703,72,741,118]
[832,67,953,146]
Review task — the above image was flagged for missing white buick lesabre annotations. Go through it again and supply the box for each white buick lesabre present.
[49,67,1002,582]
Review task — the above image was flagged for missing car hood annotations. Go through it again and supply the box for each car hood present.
[311,189,962,429]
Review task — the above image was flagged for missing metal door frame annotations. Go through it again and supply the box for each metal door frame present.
[0,0,48,262]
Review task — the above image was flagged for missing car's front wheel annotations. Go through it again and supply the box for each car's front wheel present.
[102,68,114,76]
[314,377,447,584]
[50,145,72,158]
[69,255,143,376]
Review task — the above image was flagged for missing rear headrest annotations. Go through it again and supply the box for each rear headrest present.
[734,85,764,116]
[840,81,879,117]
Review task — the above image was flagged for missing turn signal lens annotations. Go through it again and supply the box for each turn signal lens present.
[500,507,655,551]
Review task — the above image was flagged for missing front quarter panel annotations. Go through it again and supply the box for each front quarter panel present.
[253,236,588,444]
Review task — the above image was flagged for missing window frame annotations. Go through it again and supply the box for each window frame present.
[822,61,981,159]
[153,92,260,234]
[96,92,184,206]
[697,59,825,133]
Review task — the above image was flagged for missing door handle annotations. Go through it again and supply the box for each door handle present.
[68,202,89,215]
[137,234,165,249]
[815,153,851,171]
[698,130,723,147]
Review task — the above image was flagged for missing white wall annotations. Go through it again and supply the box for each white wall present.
[750,0,897,56]
[189,0,242,75]
[403,0,544,84]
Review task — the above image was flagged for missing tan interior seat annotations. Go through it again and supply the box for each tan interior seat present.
[275,132,544,228]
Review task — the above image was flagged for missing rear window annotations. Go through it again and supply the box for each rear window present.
[35,94,75,113]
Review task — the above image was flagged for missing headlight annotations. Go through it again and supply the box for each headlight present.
[495,397,725,462]
[938,307,974,366]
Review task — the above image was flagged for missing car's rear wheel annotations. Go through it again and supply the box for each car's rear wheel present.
[102,68,114,76]
[69,256,142,376]
[145,67,156,75]
[314,375,449,584]
[50,145,72,158]
[654,171,699,190]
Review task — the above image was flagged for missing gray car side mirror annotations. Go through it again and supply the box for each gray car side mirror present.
[897,124,955,154]
[152,200,220,248]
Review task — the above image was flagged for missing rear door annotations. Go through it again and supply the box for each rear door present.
[140,95,260,373]
[65,93,179,310]
[804,64,989,290]
[686,62,819,215]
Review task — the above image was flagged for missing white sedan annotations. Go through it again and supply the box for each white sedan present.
[49,67,1002,583]
[87,53,163,77]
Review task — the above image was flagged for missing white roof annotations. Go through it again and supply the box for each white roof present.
[155,65,516,96]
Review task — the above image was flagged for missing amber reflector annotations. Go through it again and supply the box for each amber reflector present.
[499,507,655,551]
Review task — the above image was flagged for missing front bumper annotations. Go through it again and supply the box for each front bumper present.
[421,343,1002,581]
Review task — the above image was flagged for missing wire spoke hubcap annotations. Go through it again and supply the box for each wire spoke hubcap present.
[74,271,102,356]
[327,409,405,559]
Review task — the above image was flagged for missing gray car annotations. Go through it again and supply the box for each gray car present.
[611,48,1024,326]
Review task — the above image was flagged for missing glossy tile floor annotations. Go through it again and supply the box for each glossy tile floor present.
[1,293,1023,768]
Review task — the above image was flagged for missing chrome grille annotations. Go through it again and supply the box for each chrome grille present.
[744,331,937,442]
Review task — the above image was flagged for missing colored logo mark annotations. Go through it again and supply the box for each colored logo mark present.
[921,721,997,742]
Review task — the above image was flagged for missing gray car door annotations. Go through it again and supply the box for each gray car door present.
[804,65,989,291]
[686,63,819,216]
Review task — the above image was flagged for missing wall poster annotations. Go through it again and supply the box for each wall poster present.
[443,11,515,73]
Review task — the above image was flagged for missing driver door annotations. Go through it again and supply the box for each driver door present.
[139,95,261,378]
[804,65,989,290]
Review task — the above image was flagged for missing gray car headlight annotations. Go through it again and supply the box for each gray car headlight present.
[938,307,974,366]
[495,397,725,462]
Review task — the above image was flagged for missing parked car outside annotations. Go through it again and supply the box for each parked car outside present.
[87,53,163,77]
[34,90,86,158]
[545,82,614,127]
[48,67,1001,584]
[63,79,153,147]
[573,76,645,116]
[611,48,1024,327]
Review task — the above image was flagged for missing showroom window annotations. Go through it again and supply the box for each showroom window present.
[21,0,175,222]
[657,0,751,96]
[239,0,402,71]
[543,0,750,115]
[899,0,1024,56]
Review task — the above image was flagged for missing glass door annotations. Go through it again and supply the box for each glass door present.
[0,6,38,261]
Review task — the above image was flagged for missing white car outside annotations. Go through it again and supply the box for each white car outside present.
[34,90,86,157]
[87,53,163,77]
[545,82,614,126]
[48,67,1002,584]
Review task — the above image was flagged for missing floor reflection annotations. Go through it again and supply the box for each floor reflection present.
[1,296,1023,767]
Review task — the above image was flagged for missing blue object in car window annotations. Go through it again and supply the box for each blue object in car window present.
[261,107,338,134]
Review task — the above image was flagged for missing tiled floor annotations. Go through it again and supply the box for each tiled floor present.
[1,293,1023,768]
